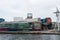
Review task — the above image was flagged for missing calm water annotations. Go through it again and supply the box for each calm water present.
[0,34,60,40]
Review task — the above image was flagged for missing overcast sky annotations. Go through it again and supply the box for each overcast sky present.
[0,0,60,21]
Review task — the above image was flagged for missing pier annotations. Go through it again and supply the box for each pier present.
[0,30,60,35]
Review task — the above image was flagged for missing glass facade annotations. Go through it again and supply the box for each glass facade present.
[0,22,30,29]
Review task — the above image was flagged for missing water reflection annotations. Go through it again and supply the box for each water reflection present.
[0,34,60,40]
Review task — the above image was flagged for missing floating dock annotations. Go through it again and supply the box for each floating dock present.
[0,30,60,35]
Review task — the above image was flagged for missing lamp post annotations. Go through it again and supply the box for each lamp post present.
[54,8,60,31]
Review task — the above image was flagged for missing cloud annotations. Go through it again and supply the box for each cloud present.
[0,0,28,21]
[0,0,59,21]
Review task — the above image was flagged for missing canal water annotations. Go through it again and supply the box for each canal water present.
[0,34,60,40]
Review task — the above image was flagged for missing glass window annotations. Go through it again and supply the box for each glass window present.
[4,24,9,28]
[0,24,5,28]
[8,24,13,28]
[0,24,3,28]
[17,23,29,29]
[14,23,19,28]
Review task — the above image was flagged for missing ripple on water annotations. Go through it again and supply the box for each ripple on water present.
[0,34,60,40]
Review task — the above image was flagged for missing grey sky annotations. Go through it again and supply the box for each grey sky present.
[0,0,59,21]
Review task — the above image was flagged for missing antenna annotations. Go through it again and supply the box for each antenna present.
[54,7,60,31]
[54,7,60,13]
[56,7,60,13]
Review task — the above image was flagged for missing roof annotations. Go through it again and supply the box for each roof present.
[0,21,28,24]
